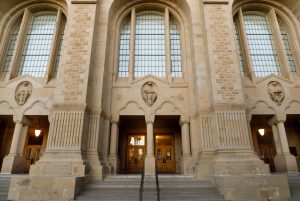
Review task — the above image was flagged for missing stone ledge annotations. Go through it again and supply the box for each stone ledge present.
[215,174,291,201]
[71,0,97,4]
[8,175,85,201]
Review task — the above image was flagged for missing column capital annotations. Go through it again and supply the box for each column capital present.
[269,114,286,125]
[110,116,119,124]
[179,115,190,125]
[13,115,31,125]
[145,114,155,124]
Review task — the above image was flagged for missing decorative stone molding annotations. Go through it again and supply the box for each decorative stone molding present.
[267,81,284,106]
[15,81,32,106]
[141,81,158,106]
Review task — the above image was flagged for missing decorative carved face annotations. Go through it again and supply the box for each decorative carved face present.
[15,81,32,106]
[141,81,158,106]
[267,81,284,106]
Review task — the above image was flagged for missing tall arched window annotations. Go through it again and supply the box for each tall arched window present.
[118,8,182,79]
[0,7,66,80]
[234,7,299,79]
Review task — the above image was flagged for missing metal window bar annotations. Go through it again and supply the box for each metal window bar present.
[134,10,166,78]
[53,17,66,78]
[139,162,145,201]
[2,21,21,76]
[243,11,281,77]
[19,11,57,78]
[278,19,297,78]
[170,18,182,77]
[234,19,246,76]
[118,17,131,77]
[155,160,160,201]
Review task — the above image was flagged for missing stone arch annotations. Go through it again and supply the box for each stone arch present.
[248,100,276,115]
[118,101,145,116]
[23,100,50,116]
[155,101,182,116]
[285,100,300,114]
[0,101,15,115]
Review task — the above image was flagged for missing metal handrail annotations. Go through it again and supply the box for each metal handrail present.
[139,164,145,201]
[155,162,160,201]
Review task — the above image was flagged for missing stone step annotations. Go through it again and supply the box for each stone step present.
[75,175,226,201]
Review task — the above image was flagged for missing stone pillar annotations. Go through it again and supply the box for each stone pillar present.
[269,114,298,172]
[180,116,192,174]
[1,116,30,173]
[108,119,119,174]
[144,115,155,176]
[268,120,281,155]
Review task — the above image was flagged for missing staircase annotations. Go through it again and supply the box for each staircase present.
[75,175,226,201]
[0,175,11,201]
[288,173,300,201]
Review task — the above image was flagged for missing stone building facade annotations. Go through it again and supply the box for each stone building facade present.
[0,0,299,200]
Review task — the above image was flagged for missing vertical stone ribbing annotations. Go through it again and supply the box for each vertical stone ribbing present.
[47,111,88,150]
[86,114,100,152]
[199,116,214,151]
[215,111,251,149]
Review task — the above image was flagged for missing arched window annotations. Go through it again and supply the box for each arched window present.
[234,8,299,79]
[118,8,182,79]
[0,8,66,80]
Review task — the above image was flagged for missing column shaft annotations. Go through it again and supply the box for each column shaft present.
[146,121,154,156]
[277,121,290,154]
[181,122,191,156]
[9,123,23,155]
[109,122,119,156]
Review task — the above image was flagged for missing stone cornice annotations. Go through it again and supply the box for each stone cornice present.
[71,0,97,4]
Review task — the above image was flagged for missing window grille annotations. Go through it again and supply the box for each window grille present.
[278,20,297,78]
[134,11,166,78]
[19,11,57,77]
[170,18,182,77]
[53,18,65,78]
[243,11,281,77]
[2,22,21,76]
[118,17,131,77]
[234,20,246,76]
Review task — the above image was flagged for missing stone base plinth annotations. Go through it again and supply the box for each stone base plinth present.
[8,175,85,201]
[1,155,24,174]
[274,154,298,173]
[195,152,215,181]
[144,155,155,176]
[181,155,192,174]
[212,151,270,176]
[29,152,87,176]
[215,174,291,201]
[86,154,109,181]
[108,155,120,174]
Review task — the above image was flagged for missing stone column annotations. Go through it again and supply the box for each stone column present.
[144,115,155,176]
[270,114,298,172]
[180,117,192,174]
[1,116,30,173]
[268,120,281,155]
[108,120,119,174]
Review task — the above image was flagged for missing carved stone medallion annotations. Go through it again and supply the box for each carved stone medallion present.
[15,81,32,106]
[141,82,158,106]
[267,81,284,106]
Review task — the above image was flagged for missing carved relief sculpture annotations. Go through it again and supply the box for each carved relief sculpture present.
[141,81,158,106]
[267,81,284,106]
[15,81,33,106]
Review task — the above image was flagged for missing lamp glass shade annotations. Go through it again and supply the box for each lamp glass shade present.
[35,129,41,137]
[258,129,265,136]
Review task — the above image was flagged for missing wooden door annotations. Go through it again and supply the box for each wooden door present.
[127,135,146,173]
[155,134,175,173]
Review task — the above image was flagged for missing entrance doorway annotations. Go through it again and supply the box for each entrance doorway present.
[155,134,175,173]
[119,115,181,174]
[126,134,176,173]
[127,135,145,173]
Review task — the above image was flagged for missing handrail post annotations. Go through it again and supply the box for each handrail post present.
[139,162,145,201]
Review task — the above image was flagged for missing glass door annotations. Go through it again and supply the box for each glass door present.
[127,135,146,173]
[155,134,175,173]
